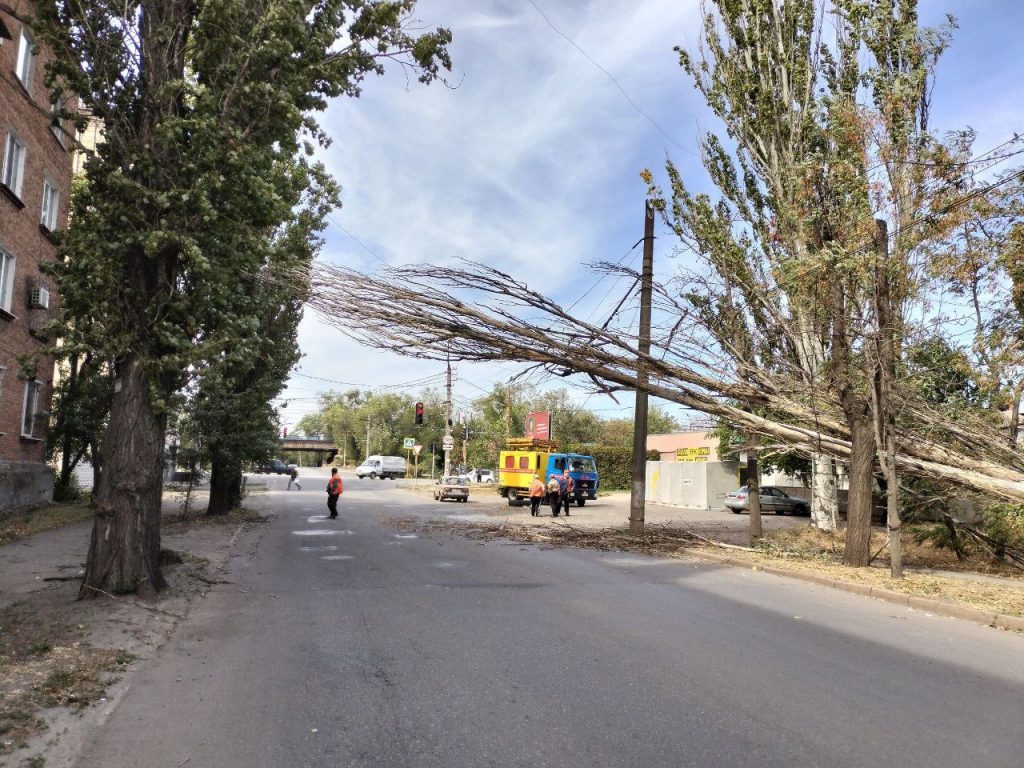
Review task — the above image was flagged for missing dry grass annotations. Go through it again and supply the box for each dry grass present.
[0,503,93,547]
[161,505,270,533]
[389,517,1024,619]
[0,605,133,753]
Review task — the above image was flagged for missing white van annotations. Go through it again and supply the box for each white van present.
[355,455,408,480]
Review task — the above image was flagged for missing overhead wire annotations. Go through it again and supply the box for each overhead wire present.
[524,0,697,157]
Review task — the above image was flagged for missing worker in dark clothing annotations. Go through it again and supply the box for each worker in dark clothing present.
[560,469,573,517]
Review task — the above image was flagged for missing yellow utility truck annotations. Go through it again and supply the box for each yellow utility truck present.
[497,438,600,508]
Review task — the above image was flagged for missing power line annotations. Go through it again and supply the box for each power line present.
[325,213,388,266]
[524,0,697,157]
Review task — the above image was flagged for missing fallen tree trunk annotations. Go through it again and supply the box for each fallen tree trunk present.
[302,262,1024,503]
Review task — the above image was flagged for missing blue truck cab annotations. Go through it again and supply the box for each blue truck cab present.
[544,453,599,506]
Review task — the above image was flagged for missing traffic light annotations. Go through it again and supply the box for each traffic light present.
[415,402,424,425]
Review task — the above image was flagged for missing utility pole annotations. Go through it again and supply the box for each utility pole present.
[461,413,469,468]
[365,414,371,460]
[444,356,453,476]
[629,200,655,536]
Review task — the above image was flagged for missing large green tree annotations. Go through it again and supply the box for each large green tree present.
[34,0,450,595]
[195,161,338,514]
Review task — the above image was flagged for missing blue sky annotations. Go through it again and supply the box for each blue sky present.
[278,0,1024,432]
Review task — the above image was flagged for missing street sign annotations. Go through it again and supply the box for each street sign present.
[413,444,423,457]
[442,434,454,451]
[675,447,710,462]
[403,437,415,449]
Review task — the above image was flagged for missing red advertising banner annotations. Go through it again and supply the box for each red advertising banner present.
[525,411,551,440]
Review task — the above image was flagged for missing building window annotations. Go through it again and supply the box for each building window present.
[0,247,15,313]
[15,28,34,90]
[22,379,43,439]
[40,180,59,230]
[2,134,26,198]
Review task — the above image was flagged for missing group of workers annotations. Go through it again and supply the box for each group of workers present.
[527,469,575,517]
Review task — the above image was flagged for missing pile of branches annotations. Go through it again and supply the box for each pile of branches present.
[390,517,733,556]
[306,261,1024,502]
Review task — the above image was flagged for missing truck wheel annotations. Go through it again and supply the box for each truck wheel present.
[369,472,377,480]
[507,489,519,506]
[576,499,585,507]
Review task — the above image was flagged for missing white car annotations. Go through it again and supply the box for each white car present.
[461,469,496,484]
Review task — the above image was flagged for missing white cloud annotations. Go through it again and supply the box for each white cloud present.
[284,0,1024,432]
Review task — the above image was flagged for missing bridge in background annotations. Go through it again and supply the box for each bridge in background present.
[281,438,338,466]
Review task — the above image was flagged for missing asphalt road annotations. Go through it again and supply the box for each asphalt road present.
[78,471,1024,768]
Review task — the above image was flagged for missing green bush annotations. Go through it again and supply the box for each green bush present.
[53,474,82,503]
[980,503,1024,552]
[585,445,661,491]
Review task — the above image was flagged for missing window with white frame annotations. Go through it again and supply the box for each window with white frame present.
[0,247,14,313]
[15,28,34,90]
[2,133,26,198]
[40,180,59,230]
[22,379,43,439]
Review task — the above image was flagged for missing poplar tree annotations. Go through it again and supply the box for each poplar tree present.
[34,0,451,595]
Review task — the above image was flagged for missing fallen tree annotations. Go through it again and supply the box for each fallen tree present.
[304,260,1024,504]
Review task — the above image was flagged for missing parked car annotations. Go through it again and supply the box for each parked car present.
[434,476,470,502]
[262,459,297,475]
[724,485,810,516]
[460,469,496,484]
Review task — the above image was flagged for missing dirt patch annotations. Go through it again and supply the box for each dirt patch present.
[0,504,270,766]
[160,505,270,535]
[757,524,1024,577]
[0,603,134,755]
[389,517,1024,620]
[0,548,216,761]
[0,505,93,547]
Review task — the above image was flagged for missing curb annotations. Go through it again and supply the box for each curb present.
[680,547,1024,633]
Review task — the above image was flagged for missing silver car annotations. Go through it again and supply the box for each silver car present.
[434,476,470,502]
[724,486,810,516]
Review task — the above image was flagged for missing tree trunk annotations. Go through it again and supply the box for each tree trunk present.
[79,356,167,597]
[89,437,103,503]
[883,440,902,578]
[1009,381,1023,446]
[207,451,243,515]
[811,453,839,532]
[58,355,80,491]
[843,416,876,567]
[747,449,762,544]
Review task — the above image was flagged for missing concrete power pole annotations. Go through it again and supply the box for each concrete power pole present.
[365,415,371,461]
[629,201,655,536]
[444,357,453,476]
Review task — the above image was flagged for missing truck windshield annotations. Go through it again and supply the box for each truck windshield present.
[569,458,596,472]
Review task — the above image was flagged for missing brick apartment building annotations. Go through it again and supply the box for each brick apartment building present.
[1,3,73,512]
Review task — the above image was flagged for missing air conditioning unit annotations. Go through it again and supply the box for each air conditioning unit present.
[30,285,50,310]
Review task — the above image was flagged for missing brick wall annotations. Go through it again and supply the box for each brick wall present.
[0,2,73,511]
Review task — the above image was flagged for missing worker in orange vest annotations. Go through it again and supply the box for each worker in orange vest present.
[326,467,343,519]
[528,474,546,517]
